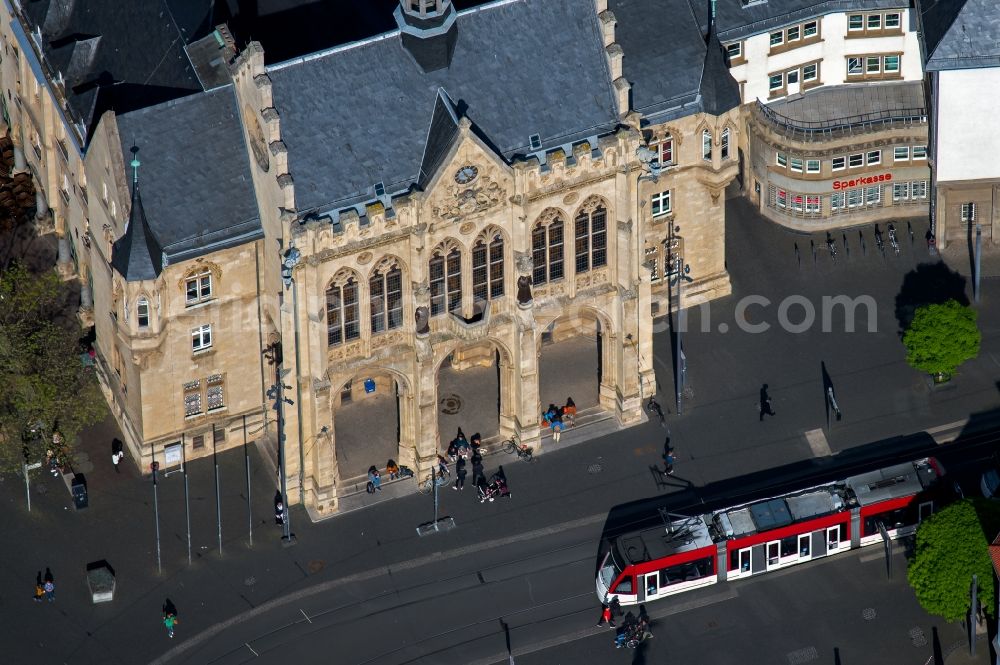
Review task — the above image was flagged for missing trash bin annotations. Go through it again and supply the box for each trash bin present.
[71,473,88,510]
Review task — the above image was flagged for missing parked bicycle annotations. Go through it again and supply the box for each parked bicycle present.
[874,224,885,257]
[888,223,900,256]
[826,232,837,262]
[503,435,533,462]
[418,470,449,494]
[646,395,666,427]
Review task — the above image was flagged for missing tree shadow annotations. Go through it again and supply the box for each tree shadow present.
[894,263,969,334]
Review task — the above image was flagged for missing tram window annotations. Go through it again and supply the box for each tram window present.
[767,542,780,565]
[864,508,908,536]
[660,557,713,586]
[612,576,633,594]
[780,536,798,557]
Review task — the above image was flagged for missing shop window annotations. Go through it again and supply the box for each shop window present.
[806,159,820,173]
[806,196,820,213]
[651,190,672,217]
[866,150,881,165]
[791,194,804,212]
[911,181,927,199]
[847,189,862,207]
[831,192,846,211]
[776,188,787,208]
[894,146,910,161]
[832,156,846,171]
[849,153,863,168]
[912,145,927,160]
[865,185,881,205]
[893,182,909,201]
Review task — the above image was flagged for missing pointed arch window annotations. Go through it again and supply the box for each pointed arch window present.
[430,246,461,316]
[326,275,360,346]
[137,297,150,328]
[721,128,731,160]
[473,231,504,301]
[532,217,565,285]
[370,262,403,334]
[702,130,713,161]
[574,202,608,274]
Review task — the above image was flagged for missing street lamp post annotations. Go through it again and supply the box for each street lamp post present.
[281,247,307,508]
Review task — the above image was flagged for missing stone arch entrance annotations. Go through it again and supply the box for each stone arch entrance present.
[538,309,613,418]
[435,338,514,450]
[330,369,411,484]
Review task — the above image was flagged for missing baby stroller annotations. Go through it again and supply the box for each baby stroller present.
[478,465,512,503]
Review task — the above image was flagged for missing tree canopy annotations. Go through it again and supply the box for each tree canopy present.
[907,499,1000,622]
[902,299,980,377]
[0,262,104,474]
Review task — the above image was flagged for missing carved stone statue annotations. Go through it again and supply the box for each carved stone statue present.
[516,275,533,305]
[415,305,430,335]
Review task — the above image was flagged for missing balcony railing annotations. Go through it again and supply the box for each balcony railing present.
[755,100,927,141]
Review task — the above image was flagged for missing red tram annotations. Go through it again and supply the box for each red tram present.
[596,457,943,606]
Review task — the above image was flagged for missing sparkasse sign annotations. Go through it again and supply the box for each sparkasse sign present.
[833,173,893,190]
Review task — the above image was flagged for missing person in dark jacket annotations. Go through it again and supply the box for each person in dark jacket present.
[453,456,467,490]
[471,455,485,488]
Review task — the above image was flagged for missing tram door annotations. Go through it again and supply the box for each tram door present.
[737,548,751,575]
[643,572,660,600]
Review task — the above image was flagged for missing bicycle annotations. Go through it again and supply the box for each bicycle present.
[418,471,449,494]
[888,223,900,257]
[826,232,837,263]
[874,225,885,257]
[503,435,533,462]
[646,396,666,428]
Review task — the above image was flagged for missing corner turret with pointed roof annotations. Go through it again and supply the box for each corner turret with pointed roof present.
[395,0,458,72]
[698,0,741,116]
[111,146,163,281]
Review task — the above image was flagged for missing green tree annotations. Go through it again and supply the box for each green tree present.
[907,499,1000,622]
[902,299,980,377]
[0,262,105,474]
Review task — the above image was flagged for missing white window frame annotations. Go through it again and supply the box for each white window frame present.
[865,185,881,205]
[885,12,900,28]
[726,42,742,60]
[702,130,712,161]
[787,25,800,42]
[185,272,213,305]
[893,182,909,201]
[776,188,787,208]
[867,14,881,30]
[770,31,784,46]
[769,73,784,90]
[911,181,927,199]
[831,192,845,210]
[848,15,864,31]
[654,136,675,167]
[832,156,846,171]
[802,63,818,81]
[776,152,787,167]
[961,203,977,222]
[191,324,212,352]
[786,69,799,85]
[866,56,881,74]
[912,145,927,160]
[847,57,863,76]
[721,128,730,160]
[883,54,900,73]
[805,195,821,213]
[650,190,672,217]
[866,150,881,165]
[893,146,910,161]
[849,153,863,168]
[790,157,803,173]
[803,20,818,37]
[806,159,820,173]
[847,188,862,208]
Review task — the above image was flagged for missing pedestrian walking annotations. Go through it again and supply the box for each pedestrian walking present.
[597,603,616,627]
[163,613,176,638]
[453,456,467,490]
[43,568,55,602]
[550,416,564,442]
[111,438,124,473]
[471,455,485,488]
[609,594,622,619]
[274,490,285,525]
[759,384,776,421]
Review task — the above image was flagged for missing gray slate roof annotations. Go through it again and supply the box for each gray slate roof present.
[22,0,213,140]
[267,0,621,214]
[111,181,163,281]
[708,0,909,41]
[922,0,1000,70]
[611,0,740,123]
[115,86,262,268]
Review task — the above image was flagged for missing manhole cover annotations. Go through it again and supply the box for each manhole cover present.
[909,627,927,646]
[244,576,256,587]
[439,394,463,415]
[588,464,602,474]
[862,608,877,621]
[307,560,325,574]
[786,646,818,664]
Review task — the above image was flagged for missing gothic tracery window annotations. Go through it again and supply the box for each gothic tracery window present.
[574,198,608,274]
[326,272,360,347]
[531,211,565,285]
[430,244,462,316]
[472,230,504,302]
[370,260,403,334]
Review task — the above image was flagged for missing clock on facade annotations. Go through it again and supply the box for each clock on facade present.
[454,165,479,184]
